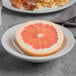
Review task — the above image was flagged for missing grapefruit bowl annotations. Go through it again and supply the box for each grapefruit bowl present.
[1,21,75,63]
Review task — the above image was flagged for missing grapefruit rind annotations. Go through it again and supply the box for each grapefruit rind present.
[15,20,64,56]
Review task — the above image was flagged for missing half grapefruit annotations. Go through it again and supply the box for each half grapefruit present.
[15,20,64,56]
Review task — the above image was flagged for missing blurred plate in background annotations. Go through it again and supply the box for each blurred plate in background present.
[3,0,76,14]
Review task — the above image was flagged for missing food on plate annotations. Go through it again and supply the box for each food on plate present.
[25,0,39,3]
[11,0,69,11]
[15,20,64,57]
[11,0,24,9]
[55,0,69,6]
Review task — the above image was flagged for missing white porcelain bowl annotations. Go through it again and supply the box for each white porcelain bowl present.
[1,24,75,63]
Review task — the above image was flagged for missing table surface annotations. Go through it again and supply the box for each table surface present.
[0,7,76,76]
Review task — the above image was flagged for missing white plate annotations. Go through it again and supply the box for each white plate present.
[1,23,75,63]
[3,0,76,14]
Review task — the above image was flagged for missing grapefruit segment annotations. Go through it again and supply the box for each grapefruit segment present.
[15,20,64,56]
[21,23,58,49]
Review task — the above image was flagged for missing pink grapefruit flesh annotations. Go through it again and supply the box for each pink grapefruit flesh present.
[15,20,64,57]
[21,23,58,49]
